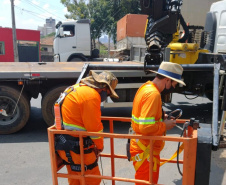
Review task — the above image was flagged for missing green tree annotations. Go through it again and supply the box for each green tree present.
[61,0,89,19]
[99,0,141,44]
[61,0,141,45]
[88,0,109,48]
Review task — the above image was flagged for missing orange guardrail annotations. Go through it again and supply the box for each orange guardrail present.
[48,117,197,185]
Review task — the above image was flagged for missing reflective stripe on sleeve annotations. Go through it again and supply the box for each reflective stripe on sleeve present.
[90,129,103,140]
[63,122,87,131]
[132,115,162,125]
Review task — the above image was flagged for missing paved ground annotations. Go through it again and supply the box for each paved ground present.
[0,93,226,185]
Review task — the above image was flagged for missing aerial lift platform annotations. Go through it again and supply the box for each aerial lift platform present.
[48,62,225,185]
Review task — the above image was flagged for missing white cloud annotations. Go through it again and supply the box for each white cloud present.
[63,7,68,14]
[19,18,43,30]
[3,0,10,5]
[32,0,40,5]
[14,0,20,6]
[0,17,6,21]
[3,0,20,5]
[39,12,53,19]
[43,4,49,10]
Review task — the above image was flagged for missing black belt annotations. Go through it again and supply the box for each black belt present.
[69,160,98,172]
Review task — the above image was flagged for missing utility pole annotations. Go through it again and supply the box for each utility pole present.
[108,33,111,58]
[10,0,19,62]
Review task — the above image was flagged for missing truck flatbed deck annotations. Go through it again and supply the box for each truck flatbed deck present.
[0,61,145,79]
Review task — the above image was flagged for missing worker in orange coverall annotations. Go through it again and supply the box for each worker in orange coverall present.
[130,62,186,184]
[56,70,119,185]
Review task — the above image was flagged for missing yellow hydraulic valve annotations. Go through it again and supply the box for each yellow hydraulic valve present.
[187,43,199,51]
[168,43,199,51]
[168,43,188,51]
[168,43,209,64]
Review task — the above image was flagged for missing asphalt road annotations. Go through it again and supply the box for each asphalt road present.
[0,93,225,185]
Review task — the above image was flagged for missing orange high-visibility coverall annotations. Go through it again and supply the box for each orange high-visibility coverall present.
[130,81,166,185]
[57,84,103,185]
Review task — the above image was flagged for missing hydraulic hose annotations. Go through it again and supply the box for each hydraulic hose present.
[177,121,189,176]
[178,14,189,43]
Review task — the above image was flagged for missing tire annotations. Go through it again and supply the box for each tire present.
[68,56,86,62]
[92,49,99,58]
[41,86,68,126]
[68,57,82,62]
[0,86,30,134]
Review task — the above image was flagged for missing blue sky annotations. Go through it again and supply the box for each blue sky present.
[0,0,68,30]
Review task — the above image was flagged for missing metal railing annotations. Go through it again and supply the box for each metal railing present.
[48,117,197,185]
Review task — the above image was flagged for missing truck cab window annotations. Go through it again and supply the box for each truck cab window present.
[0,42,5,55]
[62,25,75,37]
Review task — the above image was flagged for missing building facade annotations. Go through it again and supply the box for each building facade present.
[0,28,40,62]
[38,17,56,36]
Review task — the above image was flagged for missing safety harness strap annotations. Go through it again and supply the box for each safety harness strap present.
[131,140,184,171]
[160,143,184,166]
[55,84,82,130]
[131,140,159,172]
[54,86,76,130]
[55,134,94,154]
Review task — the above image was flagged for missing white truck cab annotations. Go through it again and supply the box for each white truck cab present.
[210,0,226,54]
[54,19,93,62]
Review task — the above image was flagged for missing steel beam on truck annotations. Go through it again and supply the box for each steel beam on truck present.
[87,63,215,71]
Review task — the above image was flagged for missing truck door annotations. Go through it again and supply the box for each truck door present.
[57,25,76,62]
[76,23,91,56]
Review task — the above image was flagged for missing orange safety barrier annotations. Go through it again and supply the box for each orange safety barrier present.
[48,117,197,185]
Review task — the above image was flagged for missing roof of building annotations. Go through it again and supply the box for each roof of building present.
[40,36,54,46]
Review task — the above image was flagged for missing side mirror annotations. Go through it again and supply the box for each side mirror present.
[59,27,64,37]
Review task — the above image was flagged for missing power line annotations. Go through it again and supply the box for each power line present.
[22,0,65,20]
[15,5,46,21]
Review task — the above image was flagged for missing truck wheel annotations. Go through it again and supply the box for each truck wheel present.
[0,86,30,134]
[68,56,86,62]
[92,49,99,58]
[41,86,68,126]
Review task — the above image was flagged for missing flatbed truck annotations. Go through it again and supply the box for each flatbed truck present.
[0,60,223,140]
[0,61,152,134]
